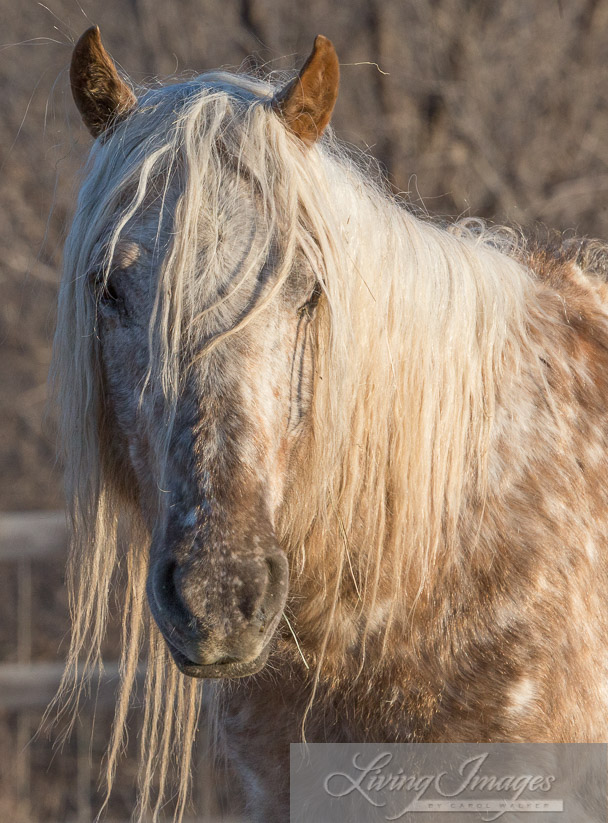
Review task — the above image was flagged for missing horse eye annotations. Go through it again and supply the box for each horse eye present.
[93,271,121,305]
[298,282,322,317]
[101,280,120,303]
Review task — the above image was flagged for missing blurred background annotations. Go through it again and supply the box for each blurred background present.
[2,0,608,820]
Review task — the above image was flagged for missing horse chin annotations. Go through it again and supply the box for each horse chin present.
[166,640,272,679]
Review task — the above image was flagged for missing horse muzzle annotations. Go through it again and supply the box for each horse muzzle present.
[146,542,289,679]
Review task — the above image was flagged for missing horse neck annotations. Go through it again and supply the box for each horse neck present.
[282,162,537,661]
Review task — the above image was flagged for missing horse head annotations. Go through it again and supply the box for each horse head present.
[65,27,339,678]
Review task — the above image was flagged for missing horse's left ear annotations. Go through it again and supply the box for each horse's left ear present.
[273,35,339,145]
[70,26,136,138]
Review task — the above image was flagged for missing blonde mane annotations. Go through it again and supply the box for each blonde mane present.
[50,67,539,819]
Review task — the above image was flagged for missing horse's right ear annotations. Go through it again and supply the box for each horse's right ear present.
[273,35,339,145]
[70,26,136,138]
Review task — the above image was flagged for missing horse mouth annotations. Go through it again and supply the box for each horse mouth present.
[166,637,271,679]
[147,539,289,679]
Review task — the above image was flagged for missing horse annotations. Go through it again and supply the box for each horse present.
[51,25,608,822]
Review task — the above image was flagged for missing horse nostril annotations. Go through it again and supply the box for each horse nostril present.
[265,552,289,599]
[152,559,176,614]
[161,560,177,598]
[237,573,267,621]
[151,559,193,630]
[236,554,286,624]
[254,606,267,633]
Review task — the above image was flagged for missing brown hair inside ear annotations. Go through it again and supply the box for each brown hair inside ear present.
[70,26,136,138]
[273,35,340,145]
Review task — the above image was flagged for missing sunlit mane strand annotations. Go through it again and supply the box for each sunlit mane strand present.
[50,64,538,820]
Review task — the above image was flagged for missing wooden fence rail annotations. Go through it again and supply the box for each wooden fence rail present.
[0,510,67,560]
[0,662,142,710]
